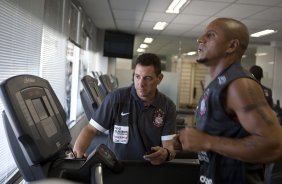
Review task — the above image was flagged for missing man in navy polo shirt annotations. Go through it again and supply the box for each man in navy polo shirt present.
[73,53,176,165]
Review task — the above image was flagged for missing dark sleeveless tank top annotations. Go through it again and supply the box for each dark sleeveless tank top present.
[195,62,264,184]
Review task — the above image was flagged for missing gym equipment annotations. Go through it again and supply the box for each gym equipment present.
[0,74,200,184]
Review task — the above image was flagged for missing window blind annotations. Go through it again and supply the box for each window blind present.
[0,0,44,183]
[0,0,92,182]
[40,0,67,109]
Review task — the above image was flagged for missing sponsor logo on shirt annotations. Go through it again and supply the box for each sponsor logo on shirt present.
[200,175,213,184]
[113,125,129,144]
[121,112,130,116]
[200,89,209,116]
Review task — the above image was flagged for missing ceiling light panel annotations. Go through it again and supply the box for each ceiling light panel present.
[250,29,277,37]
[166,0,190,14]
[137,48,145,52]
[144,37,154,43]
[153,22,168,30]
[140,44,148,48]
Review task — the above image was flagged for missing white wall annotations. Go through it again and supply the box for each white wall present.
[91,29,109,75]
[256,45,275,89]
[272,46,282,103]
[116,58,132,69]
[94,52,108,75]
[115,69,134,88]
[254,43,282,104]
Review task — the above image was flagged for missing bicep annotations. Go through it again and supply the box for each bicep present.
[226,78,278,135]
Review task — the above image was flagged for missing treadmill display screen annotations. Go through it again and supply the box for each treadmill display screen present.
[32,98,48,120]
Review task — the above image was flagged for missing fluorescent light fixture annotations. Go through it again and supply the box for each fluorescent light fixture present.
[137,48,145,52]
[153,22,168,30]
[166,0,190,14]
[140,43,148,49]
[144,37,154,44]
[250,29,277,37]
[187,51,197,56]
[255,52,267,57]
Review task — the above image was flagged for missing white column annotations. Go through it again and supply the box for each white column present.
[271,41,282,103]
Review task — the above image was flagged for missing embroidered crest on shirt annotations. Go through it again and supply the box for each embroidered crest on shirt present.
[199,88,209,116]
[217,75,226,85]
[153,108,164,127]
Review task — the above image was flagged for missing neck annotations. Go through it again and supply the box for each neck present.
[141,91,157,106]
[208,57,240,80]
[142,96,154,106]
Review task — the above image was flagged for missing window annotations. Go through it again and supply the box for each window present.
[40,0,67,113]
[0,0,94,182]
[0,0,69,183]
[0,0,43,183]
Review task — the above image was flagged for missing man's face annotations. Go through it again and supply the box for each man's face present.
[133,64,162,101]
[196,20,230,65]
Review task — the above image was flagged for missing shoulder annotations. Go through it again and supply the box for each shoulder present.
[225,77,266,110]
[213,63,254,92]
[113,86,131,94]
[227,77,261,97]
[106,86,132,100]
[156,91,176,107]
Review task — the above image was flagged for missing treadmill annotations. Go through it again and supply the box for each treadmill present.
[80,75,104,120]
[0,75,122,183]
[0,74,200,184]
[80,75,107,151]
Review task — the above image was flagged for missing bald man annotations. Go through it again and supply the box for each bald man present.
[178,18,282,184]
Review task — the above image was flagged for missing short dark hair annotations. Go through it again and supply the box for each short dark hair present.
[249,65,263,80]
[135,53,162,75]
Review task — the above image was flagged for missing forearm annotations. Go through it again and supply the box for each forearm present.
[73,124,97,157]
[73,133,92,155]
[179,127,282,163]
[208,134,282,163]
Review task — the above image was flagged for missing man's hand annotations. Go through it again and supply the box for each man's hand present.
[143,146,168,165]
[173,134,183,151]
[179,127,211,152]
[65,149,88,159]
[73,150,88,158]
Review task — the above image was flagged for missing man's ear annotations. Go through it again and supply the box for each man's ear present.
[226,39,239,54]
[157,73,163,84]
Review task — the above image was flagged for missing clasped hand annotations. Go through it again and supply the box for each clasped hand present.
[177,127,210,152]
[143,146,168,165]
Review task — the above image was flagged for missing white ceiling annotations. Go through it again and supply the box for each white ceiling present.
[78,0,282,57]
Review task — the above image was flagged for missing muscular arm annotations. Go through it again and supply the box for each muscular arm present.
[73,123,98,158]
[213,78,282,162]
[180,78,282,163]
